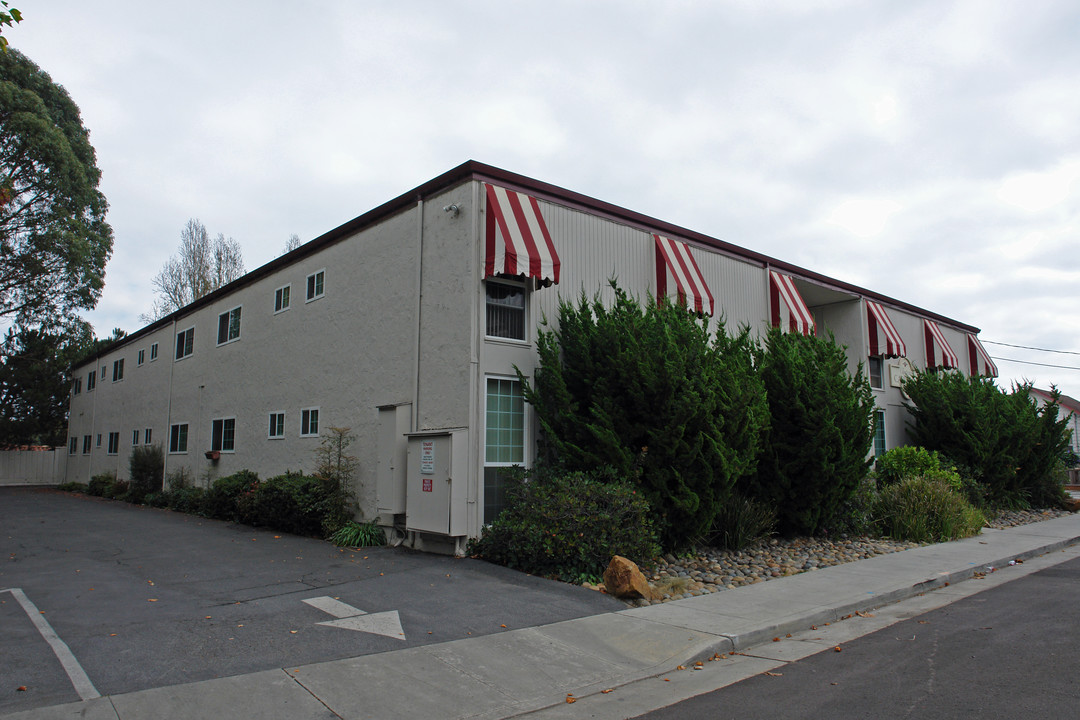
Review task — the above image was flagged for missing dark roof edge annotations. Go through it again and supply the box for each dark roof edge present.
[82,160,978,365]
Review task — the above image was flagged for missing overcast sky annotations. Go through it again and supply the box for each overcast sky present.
[10,0,1080,399]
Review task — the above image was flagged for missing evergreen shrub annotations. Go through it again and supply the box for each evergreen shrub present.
[87,472,117,497]
[524,282,767,550]
[248,473,349,538]
[470,467,660,581]
[203,470,260,521]
[903,373,1070,508]
[741,328,876,535]
[707,493,777,550]
[167,486,206,515]
[872,476,985,542]
[128,444,164,504]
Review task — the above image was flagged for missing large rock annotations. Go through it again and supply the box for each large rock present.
[603,555,653,600]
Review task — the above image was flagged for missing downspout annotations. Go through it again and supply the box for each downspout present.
[412,198,424,433]
[467,181,481,535]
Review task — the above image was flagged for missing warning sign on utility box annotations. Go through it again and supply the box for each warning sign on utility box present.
[422,478,432,493]
[420,440,435,474]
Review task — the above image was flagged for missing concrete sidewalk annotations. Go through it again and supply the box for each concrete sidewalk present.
[6,513,1080,720]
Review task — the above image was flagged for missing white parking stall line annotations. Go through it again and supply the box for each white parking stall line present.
[1,587,100,700]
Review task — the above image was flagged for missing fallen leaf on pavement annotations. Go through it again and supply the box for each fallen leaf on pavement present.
[601,689,614,694]
[763,672,783,677]
[833,646,842,652]
[16,686,27,691]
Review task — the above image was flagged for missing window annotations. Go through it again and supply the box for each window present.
[175,327,195,360]
[145,428,153,445]
[300,407,319,437]
[484,377,525,524]
[150,343,158,361]
[217,306,242,345]
[87,371,96,392]
[485,281,526,341]
[211,418,236,452]
[137,349,145,366]
[868,356,883,389]
[169,423,188,453]
[112,358,124,382]
[274,285,291,313]
[82,435,92,454]
[268,412,285,439]
[101,365,106,379]
[132,429,140,445]
[874,410,887,458]
[69,437,78,455]
[306,270,325,302]
[72,377,82,395]
[107,432,119,455]
[96,434,102,447]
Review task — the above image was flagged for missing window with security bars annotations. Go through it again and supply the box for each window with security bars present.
[485,281,525,341]
[484,377,525,524]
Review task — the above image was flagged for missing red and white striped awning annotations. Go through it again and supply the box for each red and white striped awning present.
[866,301,906,358]
[484,183,560,284]
[968,335,998,377]
[923,319,959,370]
[654,235,714,316]
[769,271,816,336]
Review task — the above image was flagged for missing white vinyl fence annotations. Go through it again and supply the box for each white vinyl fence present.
[0,449,66,486]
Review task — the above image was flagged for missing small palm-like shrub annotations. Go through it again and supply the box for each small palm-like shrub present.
[708,493,777,550]
[330,520,386,548]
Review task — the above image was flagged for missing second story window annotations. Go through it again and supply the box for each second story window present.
[175,327,194,360]
[217,306,242,345]
[306,270,325,302]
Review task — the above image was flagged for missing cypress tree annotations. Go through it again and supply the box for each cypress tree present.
[743,327,875,535]
[523,282,767,550]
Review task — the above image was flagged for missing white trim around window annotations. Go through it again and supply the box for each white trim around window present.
[169,423,189,454]
[268,411,286,439]
[305,269,325,303]
[300,407,320,437]
[274,284,291,314]
[217,306,242,346]
[175,326,195,360]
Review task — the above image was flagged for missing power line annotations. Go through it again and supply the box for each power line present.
[990,356,1080,371]
[982,340,1080,356]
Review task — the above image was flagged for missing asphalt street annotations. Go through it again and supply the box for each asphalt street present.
[0,487,623,715]
[633,554,1080,719]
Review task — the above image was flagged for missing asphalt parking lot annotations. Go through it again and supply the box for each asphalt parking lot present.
[0,487,623,715]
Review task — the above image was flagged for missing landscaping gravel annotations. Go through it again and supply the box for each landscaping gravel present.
[600,507,1075,606]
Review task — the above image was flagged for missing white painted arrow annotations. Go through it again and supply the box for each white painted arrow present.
[302,596,406,641]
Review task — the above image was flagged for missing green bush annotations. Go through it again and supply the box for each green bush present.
[203,470,260,521]
[330,520,386,548]
[470,468,660,581]
[56,481,86,493]
[740,328,876,536]
[248,473,351,538]
[872,476,986,543]
[904,373,1071,508]
[128,445,164,504]
[87,472,117,497]
[143,491,169,508]
[524,282,767,550]
[168,486,206,515]
[708,493,777,550]
[874,446,956,486]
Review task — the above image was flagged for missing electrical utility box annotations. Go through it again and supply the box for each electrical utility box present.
[405,429,468,537]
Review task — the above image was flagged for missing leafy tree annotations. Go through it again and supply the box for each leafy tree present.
[0,3,22,53]
[903,372,1070,507]
[741,327,876,536]
[0,49,112,329]
[523,282,768,550]
[0,321,95,447]
[141,218,245,322]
